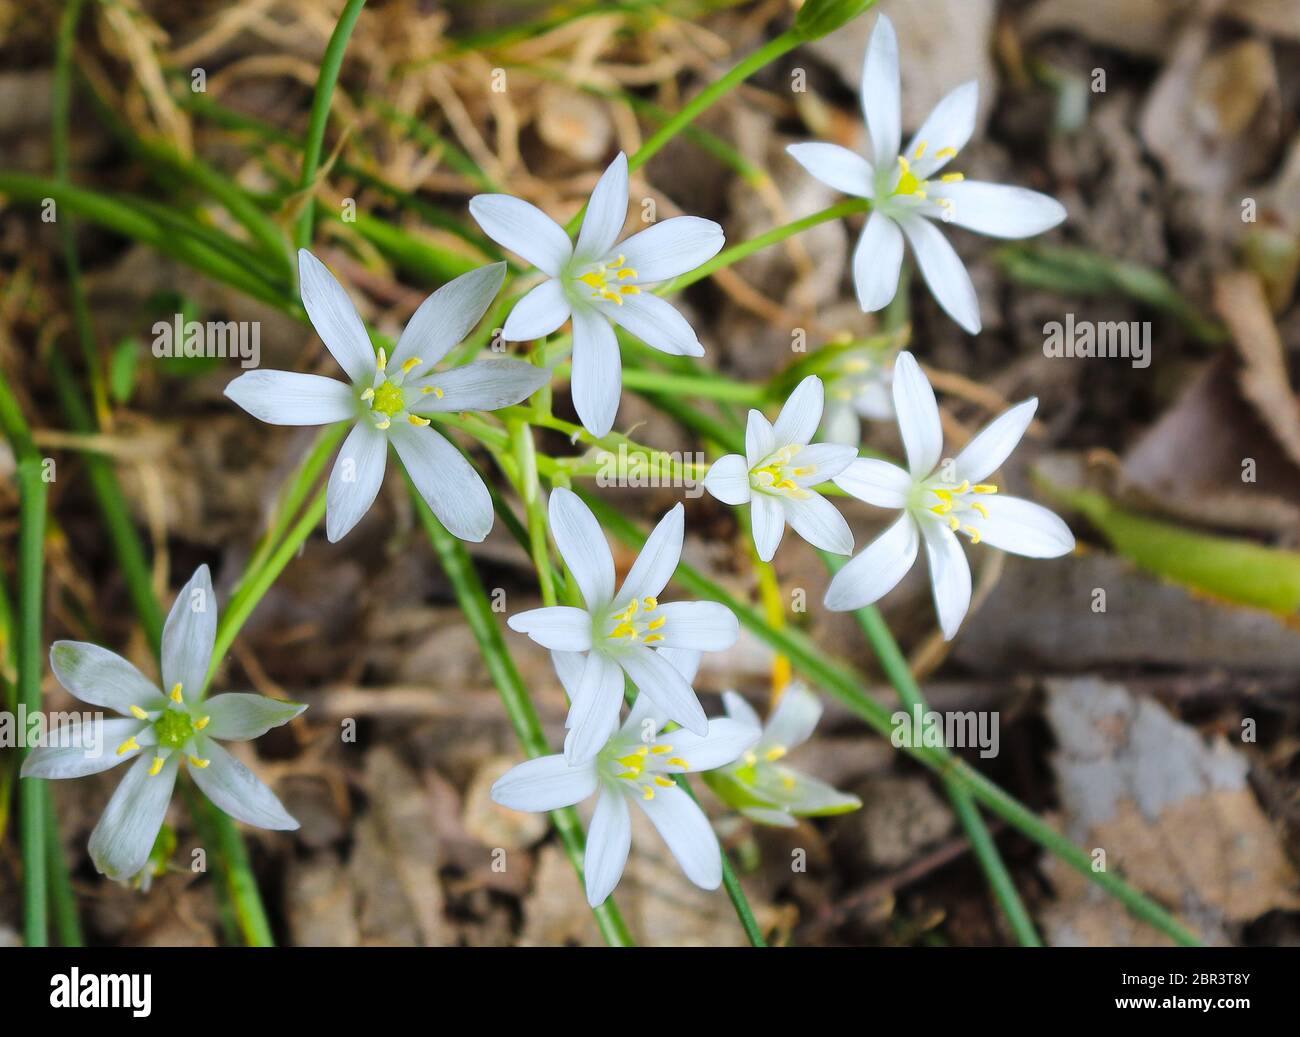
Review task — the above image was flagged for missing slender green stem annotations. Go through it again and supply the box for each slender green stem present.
[508,420,557,606]
[44,788,83,946]
[676,774,766,947]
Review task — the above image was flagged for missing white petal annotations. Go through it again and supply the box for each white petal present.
[551,649,586,701]
[833,457,913,508]
[721,690,762,730]
[744,410,776,469]
[410,358,549,413]
[618,645,707,736]
[614,503,683,606]
[954,398,1038,484]
[584,786,631,906]
[898,215,982,334]
[703,453,752,506]
[202,694,307,742]
[506,606,593,652]
[781,493,854,555]
[190,737,298,830]
[764,683,822,749]
[563,652,625,765]
[653,601,738,652]
[655,647,701,686]
[822,401,861,446]
[614,216,724,283]
[636,784,721,890]
[789,443,858,485]
[570,305,621,437]
[501,278,571,341]
[853,380,895,421]
[853,209,904,313]
[48,641,163,714]
[975,495,1075,558]
[21,718,145,779]
[665,717,759,772]
[608,293,703,357]
[823,513,919,611]
[785,143,874,198]
[574,152,628,263]
[297,249,375,385]
[467,194,573,277]
[390,423,493,543]
[89,753,179,880]
[772,375,824,447]
[223,371,355,426]
[161,564,217,702]
[906,80,979,178]
[392,262,506,369]
[750,492,785,562]
[742,806,799,827]
[619,686,669,740]
[548,487,615,610]
[919,518,971,640]
[933,181,1067,240]
[862,13,901,166]
[891,352,943,477]
[491,753,598,812]
[325,420,387,542]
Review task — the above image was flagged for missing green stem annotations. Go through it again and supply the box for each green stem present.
[508,420,557,606]
[676,774,766,946]
[44,788,83,946]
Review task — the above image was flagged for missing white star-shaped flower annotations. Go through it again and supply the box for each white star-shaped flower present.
[786,13,1067,333]
[225,249,548,542]
[470,152,724,436]
[702,375,856,562]
[21,565,304,880]
[491,672,759,907]
[824,352,1075,638]
[820,345,897,446]
[507,488,739,764]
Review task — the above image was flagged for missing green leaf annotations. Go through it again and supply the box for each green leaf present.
[108,339,139,405]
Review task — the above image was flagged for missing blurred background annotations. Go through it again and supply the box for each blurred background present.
[1,0,1298,946]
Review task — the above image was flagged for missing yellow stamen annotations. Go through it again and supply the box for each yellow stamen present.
[653,776,674,788]
[129,705,149,720]
[647,616,666,631]
[619,284,640,296]
[642,787,655,800]
[913,140,928,159]
[643,633,663,644]
[377,347,388,372]
[376,418,391,430]
[400,357,421,375]
[194,715,210,731]
[971,501,989,519]
[948,515,960,531]
[188,755,210,769]
[935,146,957,159]
[897,156,911,174]
[964,525,981,544]
[407,414,431,427]
[764,746,788,762]
[116,737,139,756]
[973,484,998,494]
[940,172,964,183]
[642,597,657,610]
[420,386,445,398]
[650,745,672,755]
[667,757,689,768]
[360,387,375,401]
[617,268,636,280]
[148,755,165,776]
[169,683,183,704]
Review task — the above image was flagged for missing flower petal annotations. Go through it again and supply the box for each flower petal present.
[48,641,164,714]
[822,401,861,446]
[570,304,622,437]
[297,248,375,385]
[202,694,307,742]
[491,753,598,812]
[853,209,904,313]
[189,737,298,830]
[745,410,777,469]
[161,564,217,702]
[750,492,786,562]
[21,718,145,779]
[721,690,762,730]
[563,652,625,765]
[664,717,759,772]
[584,786,631,906]
[897,215,982,334]
[618,645,707,736]
[823,513,919,611]
[615,216,724,283]
[790,443,858,485]
[614,503,683,606]
[608,293,704,357]
[785,142,874,198]
[772,375,824,447]
[410,358,550,413]
[551,649,586,701]
[862,13,901,166]
[703,453,752,506]
[223,371,355,426]
[653,601,738,652]
[954,398,1037,484]
[854,380,895,421]
[392,262,507,369]
[764,683,822,750]
[89,752,179,880]
[389,423,493,543]
[833,457,913,508]
[636,784,721,890]
[467,194,573,277]
[891,351,943,477]
[655,647,701,686]
[919,517,971,640]
[975,495,1075,558]
[325,420,387,543]
[548,487,615,610]
[501,278,571,341]
[933,181,1067,239]
[574,152,629,264]
[781,492,854,556]
[619,686,670,740]
[507,606,593,652]
[906,80,979,179]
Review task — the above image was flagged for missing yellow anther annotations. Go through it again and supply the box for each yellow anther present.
[116,737,140,756]
[634,745,649,756]
[897,156,911,174]
[169,683,184,703]
[935,147,957,159]
[420,386,445,398]
[971,501,989,519]
[964,525,981,544]
[933,488,953,501]
[764,746,788,762]
[650,745,672,755]
[617,268,636,280]
[148,755,165,776]
[948,515,960,531]
[667,757,689,768]
[642,596,657,610]
[941,172,964,183]
[401,357,421,375]
[653,776,674,788]
[743,751,758,767]
[781,772,797,790]
[610,622,636,640]
[610,254,626,268]
[407,414,431,427]
[619,285,640,296]
[647,616,666,631]
[642,787,655,800]
[377,347,388,372]
[129,705,149,720]
[360,387,375,401]
[617,770,640,780]
[973,484,998,494]
[616,753,645,770]
[643,633,663,644]
[376,418,391,430]
[913,141,928,159]
[194,715,210,731]
[188,755,210,769]
[930,502,952,517]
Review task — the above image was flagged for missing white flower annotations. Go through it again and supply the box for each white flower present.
[702,376,856,562]
[470,152,725,437]
[824,352,1075,638]
[820,345,897,446]
[21,565,304,880]
[225,249,548,542]
[708,684,861,827]
[506,487,739,764]
[491,682,760,906]
[786,13,1067,333]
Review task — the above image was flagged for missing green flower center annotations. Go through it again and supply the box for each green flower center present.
[371,380,405,417]
[154,708,195,749]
